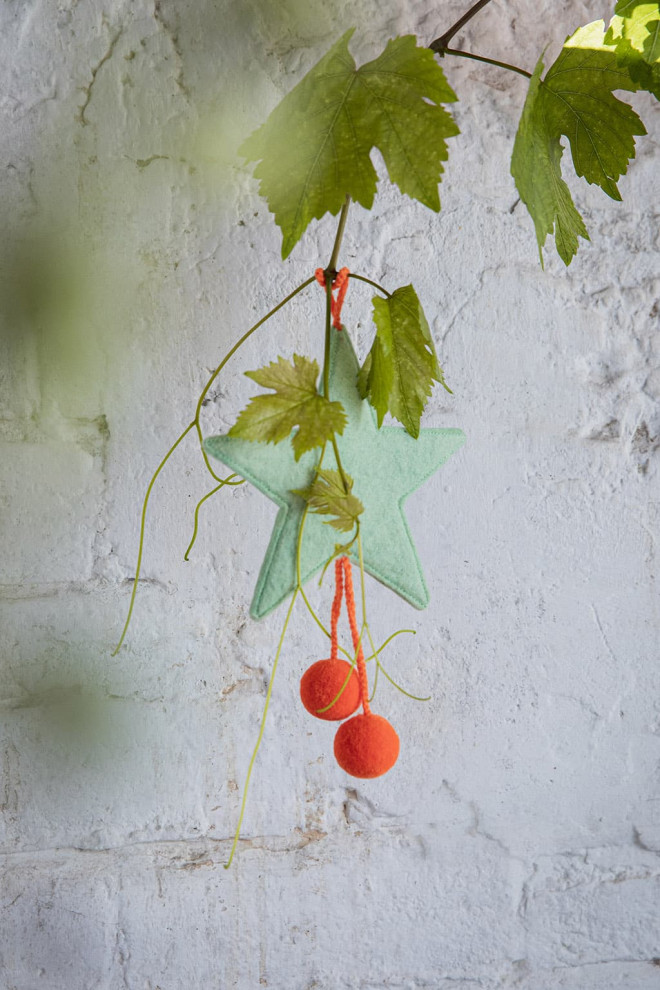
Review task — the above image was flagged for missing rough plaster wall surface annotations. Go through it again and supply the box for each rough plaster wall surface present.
[0,0,659,987]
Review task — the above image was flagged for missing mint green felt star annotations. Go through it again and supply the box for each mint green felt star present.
[203,329,464,619]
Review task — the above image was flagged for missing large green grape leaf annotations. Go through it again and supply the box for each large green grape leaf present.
[240,31,458,258]
[357,285,448,439]
[293,468,364,533]
[607,2,660,99]
[511,20,647,265]
[229,354,346,460]
[613,1,660,62]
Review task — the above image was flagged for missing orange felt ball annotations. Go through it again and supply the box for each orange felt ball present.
[300,658,361,721]
[334,713,400,778]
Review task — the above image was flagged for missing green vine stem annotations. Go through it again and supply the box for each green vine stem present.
[193,276,314,481]
[356,533,429,701]
[193,276,316,420]
[224,432,422,861]
[374,657,432,702]
[357,532,381,675]
[224,589,299,869]
[436,47,532,79]
[112,421,195,656]
[294,452,413,677]
[365,627,415,664]
[429,0,531,79]
[317,529,360,585]
[326,195,351,275]
[348,273,391,297]
[315,658,357,714]
[196,427,231,483]
[112,275,316,655]
[323,211,351,494]
[357,532,369,639]
[184,483,225,561]
[323,275,334,401]
[431,0,494,49]
[369,659,380,702]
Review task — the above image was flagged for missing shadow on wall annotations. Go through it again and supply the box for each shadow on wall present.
[0,643,224,850]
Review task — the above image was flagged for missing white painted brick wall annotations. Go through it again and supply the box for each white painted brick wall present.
[1,1,659,987]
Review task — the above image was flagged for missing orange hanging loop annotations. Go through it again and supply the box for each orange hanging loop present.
[299,557,360,721]
[339,556,371,715]
[315,266,351,330]
[329,556,345,663]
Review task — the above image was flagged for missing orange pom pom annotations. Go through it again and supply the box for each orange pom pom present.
[300,658,361,721]
[333,713,400,778]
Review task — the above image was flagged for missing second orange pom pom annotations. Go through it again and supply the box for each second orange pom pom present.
[334,713,400,778]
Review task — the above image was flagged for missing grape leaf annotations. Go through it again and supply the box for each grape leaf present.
[357,285,447,439]
[613,1,660,62]
[607,1,660,99]
[240,32,458,258]
[293,468,364,533]
[229,355,346,461]
[511,20,647,265]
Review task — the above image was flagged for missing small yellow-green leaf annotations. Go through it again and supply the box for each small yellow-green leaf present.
[293,468,364,533]
[229,354,346,460]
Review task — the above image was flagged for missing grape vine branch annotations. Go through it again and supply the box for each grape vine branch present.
[430,0,532,77]
[111,0,659,864]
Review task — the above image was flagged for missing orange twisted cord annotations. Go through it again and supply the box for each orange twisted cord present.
[339,556,371,716]
[330,557,344,662]
[315,266,350,330]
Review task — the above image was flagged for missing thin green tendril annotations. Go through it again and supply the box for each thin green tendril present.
[318,524,359,587]
[294,447,341,646]
[225,436,342,860]
[194,277,316,423]
[365,617,380,702]
[313,615,414,714]
[364,628,415,664]
[113,276,315,653]
[184,475,242,561]
[348,273,392,297]
[374,657,432,702]
[112,421,195,656]
[195,420,229,483]
[224,589,298,869]
[355,533,427,702]
[369,658,380,703]
[356,533,374,700]
[315,655,358,714]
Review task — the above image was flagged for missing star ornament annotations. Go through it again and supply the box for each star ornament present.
[204,329,464,619]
